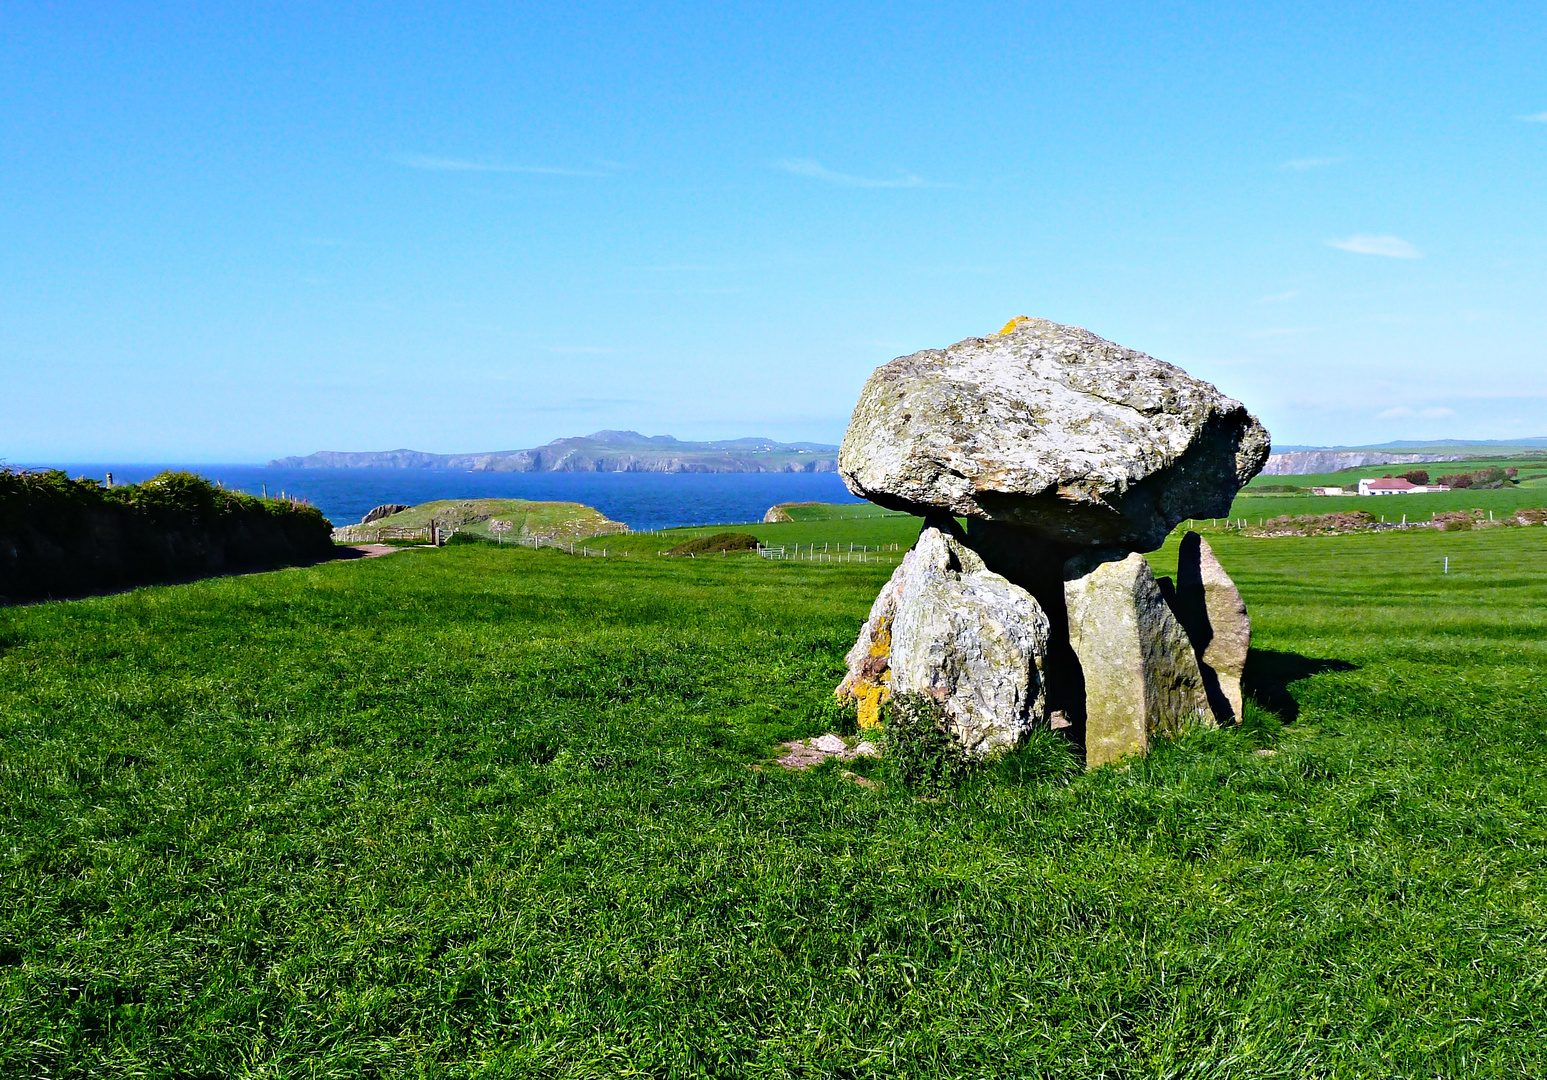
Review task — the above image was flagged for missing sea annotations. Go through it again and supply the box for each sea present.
[20,464,866,533]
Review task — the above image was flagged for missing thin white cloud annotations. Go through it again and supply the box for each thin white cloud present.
[1259,290,1299,303]
[522,397,649,412]
[774,158,939,189]
[1518,111,1547,123]
[1281,156,1340,171]
[394,154,610,177]
[1249,327,1315,338]
[1326,234,1423,259]
[1378,406,1455,420]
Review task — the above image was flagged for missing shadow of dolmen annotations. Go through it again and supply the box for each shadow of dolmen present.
[1244,648,1357,722]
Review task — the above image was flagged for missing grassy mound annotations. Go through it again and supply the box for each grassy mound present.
[764,501,903,522]
[667,531,760,555]
[335,498,627,544]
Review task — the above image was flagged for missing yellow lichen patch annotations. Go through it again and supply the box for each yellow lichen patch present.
[997,315,1034,335]
[854,620,892,730]
[854,682,888,731]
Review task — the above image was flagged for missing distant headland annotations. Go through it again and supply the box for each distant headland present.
[270,430,841,474]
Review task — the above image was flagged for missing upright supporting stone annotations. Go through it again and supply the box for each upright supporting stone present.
[1063,550,1213,768]
[1170,531,1251,723]
[838,519,1050,756]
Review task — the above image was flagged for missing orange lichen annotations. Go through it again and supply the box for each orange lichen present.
[997,315,1034,335]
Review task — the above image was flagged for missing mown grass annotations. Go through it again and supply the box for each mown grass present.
[2,525,1547,1076]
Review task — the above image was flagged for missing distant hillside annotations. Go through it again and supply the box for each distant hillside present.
[272,430,840,474]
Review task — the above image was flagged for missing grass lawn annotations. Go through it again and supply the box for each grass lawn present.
[3,523,1547,1076]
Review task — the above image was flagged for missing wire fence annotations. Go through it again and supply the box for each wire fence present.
[756,542,901,563]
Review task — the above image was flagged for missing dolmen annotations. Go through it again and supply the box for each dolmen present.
[835,317,1270,767]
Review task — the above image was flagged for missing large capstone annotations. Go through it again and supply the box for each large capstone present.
[837,519,1050,758]
[1063,549,1214,768]
[1166,531,1251,723]
[839,317,1271,551]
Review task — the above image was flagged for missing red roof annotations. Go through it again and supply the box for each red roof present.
[1365,477,1417,490]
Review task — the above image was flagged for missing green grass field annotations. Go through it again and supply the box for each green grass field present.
[1229,485,1547,524]
[3,520,1547,1076]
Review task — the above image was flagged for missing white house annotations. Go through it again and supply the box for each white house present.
[1357,477,1450,496]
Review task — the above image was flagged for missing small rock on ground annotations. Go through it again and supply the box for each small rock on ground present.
[775,734,884,770]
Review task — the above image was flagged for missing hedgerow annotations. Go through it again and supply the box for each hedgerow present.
[0,469,333,600]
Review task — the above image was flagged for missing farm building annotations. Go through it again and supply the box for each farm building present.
[1357,477,1451,496]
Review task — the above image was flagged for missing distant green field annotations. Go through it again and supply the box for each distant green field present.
[1245,454,1547,492]
[4,518,1547,1074]
[766,500,905,522]
[1230,484,1547,523]
[574,508,923,558]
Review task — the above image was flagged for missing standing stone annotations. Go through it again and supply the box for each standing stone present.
[838,520,1050,757]
[1064,550,1213,768]
[839,317,1271,551]
[1169,532,1251,723]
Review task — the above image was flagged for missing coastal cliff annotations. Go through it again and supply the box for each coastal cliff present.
[1261,450,1464,475]
[271,431,840,473]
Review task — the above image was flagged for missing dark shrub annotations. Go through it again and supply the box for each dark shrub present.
[1399,469,1429,484]
[0,469,334,600]
[882,692,979,793]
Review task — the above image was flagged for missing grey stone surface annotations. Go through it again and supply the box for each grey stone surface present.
[884,521,1051,758]
[774,735,885,769]
[1170,531,1251,723]
[1063,549,1214,768]
[361,503,412,525]
[839,317,1271,551]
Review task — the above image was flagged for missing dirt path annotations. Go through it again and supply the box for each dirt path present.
[342,544,416,559]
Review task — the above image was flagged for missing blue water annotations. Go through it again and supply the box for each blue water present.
[22,465,866,532]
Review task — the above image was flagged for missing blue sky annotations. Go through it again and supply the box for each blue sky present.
[3,2,1544,462]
